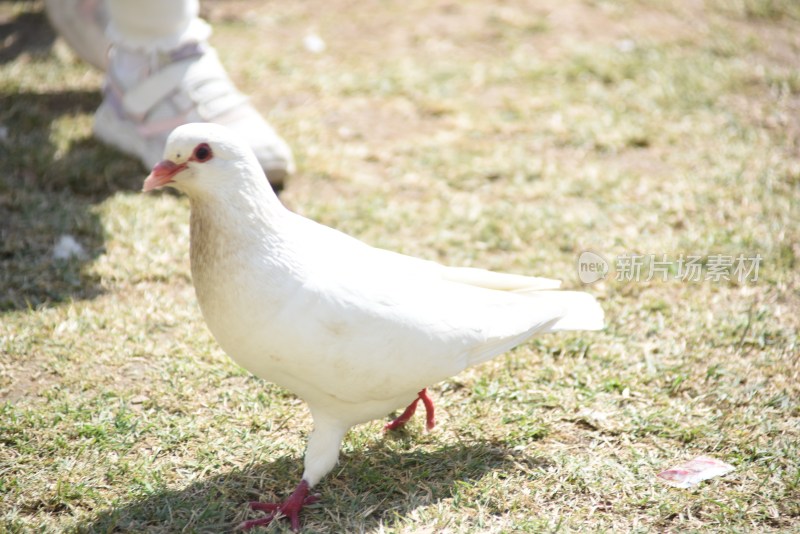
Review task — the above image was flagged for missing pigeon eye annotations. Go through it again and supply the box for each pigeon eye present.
[193,143,213,162]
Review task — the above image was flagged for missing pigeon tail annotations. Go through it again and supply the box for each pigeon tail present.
[533,290,605,332]
[442,266,561,291]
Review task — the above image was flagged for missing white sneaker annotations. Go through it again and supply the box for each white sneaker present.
[93,41,294,188]
[44,0,110,70]
[45,1,294,187]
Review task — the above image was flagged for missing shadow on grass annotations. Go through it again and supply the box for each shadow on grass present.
[0,3,148,312]
[0,88,144,312]
[77,440,539,533]
[0,5,57,65]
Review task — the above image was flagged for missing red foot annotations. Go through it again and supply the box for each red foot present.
[419,389,436,430]
[384,388,436,432]
[238,480,319,532]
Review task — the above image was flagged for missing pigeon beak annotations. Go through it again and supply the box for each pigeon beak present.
[142,160,188,192]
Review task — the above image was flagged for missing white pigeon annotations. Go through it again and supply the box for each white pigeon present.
[142,123,604,531]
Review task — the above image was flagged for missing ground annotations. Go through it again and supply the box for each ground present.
[1,0,798,532]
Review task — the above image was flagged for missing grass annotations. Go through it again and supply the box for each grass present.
[1,0,798,532]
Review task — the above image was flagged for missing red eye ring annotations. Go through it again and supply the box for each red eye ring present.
[192,143,213,162]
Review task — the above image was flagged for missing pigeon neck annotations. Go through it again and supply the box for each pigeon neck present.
[188,183,288,261]
[193,178,285,223]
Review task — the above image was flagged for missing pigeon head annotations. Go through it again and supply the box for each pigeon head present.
[142,123,264,197]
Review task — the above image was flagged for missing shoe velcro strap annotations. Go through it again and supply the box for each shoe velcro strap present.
[121,49,236,117]
[191,78,249,119]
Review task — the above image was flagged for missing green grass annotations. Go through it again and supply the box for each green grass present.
[1,0,799,532]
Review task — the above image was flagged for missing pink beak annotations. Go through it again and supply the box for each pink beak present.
[142,160,187,192]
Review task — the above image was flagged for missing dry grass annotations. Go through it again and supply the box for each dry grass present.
[1,0,798,532]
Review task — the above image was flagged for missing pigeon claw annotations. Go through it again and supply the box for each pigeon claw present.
[239,480,317,532]
[384,388,436,432]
